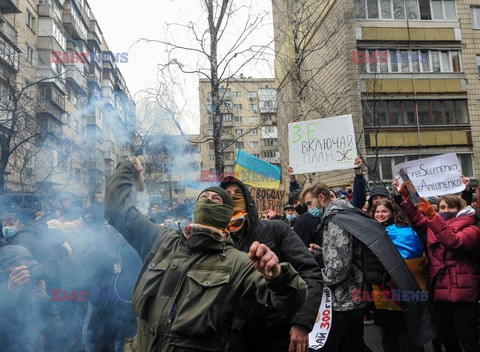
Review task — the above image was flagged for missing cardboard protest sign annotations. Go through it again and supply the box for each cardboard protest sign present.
[249,187,286,215]
[309,287,333,350]
[288,114,357,174]
[393,153,465,197]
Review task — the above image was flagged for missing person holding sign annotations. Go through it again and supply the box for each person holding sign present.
[398,186,480,352]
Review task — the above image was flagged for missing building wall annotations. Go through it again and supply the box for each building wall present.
[273,0,478,191]
[198,77,278,177]
[0,0,136,205]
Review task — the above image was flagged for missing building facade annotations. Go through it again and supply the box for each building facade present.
[272,0,477,188]
[0,0,135,205]
[198,77,279,176]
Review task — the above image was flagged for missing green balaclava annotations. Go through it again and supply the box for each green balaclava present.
[194,187,234,230]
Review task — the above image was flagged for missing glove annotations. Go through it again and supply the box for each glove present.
[399,183,410,202]
[417,198,437,220]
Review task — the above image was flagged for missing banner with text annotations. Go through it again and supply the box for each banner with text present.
[288,115,357,174]
[249,187,286,215]
[393,153,465,197]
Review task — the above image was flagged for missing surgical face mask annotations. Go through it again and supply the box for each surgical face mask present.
[286,214,297,221]
[2,226,16,239]
[309,206,324,218]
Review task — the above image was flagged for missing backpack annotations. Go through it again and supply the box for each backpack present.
[323,207,390,286]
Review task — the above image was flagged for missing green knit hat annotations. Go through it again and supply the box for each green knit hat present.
[198,186,234,208]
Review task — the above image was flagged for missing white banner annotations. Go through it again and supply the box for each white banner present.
[309,287,332,350]
[288,115,357,174]
[393,153,465,197]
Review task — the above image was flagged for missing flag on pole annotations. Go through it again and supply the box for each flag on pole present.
[234,149,281,189]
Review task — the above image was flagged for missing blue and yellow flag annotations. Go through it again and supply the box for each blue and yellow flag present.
[234,149,281,189]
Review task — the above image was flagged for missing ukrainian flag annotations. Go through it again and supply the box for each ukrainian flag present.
[234,149,281,189]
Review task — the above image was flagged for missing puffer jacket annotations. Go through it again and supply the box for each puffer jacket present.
[104,161,307,352]
[321,198,369,311]
[219,177,323,331]
[401,201,480,302]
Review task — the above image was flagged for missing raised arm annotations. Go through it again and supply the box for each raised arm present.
[104,160,164,260]
[351,156,367,209]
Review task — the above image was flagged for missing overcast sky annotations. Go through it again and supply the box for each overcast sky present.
[87,0,274,133]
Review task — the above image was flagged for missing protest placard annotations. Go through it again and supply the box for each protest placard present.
[393,153,465,197]
[249,187,286,215]
[288,115,357,174]
[309,287,332,350]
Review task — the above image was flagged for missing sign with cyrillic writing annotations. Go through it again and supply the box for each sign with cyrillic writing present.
[248,187,286,215]
[288,115,357,174]
[393,153,465,197]
[309,287,332,350]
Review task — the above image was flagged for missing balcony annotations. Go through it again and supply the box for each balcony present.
[87,108,102,128]
[38,83,66,122]
[38,1,63,21]
[0,34,19,71]
[104,151,116,162]
[63,1,88,40]
[0,0,20,13]
[88,20,102,45]
[0,17,17,44]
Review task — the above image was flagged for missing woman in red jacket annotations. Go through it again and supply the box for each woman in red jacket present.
[399,190,480,352]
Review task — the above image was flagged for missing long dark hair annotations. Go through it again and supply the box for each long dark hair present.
[371,198,411,226]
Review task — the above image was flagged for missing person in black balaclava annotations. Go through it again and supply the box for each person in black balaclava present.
[219,176,322,352]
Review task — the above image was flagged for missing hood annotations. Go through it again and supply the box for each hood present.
[219,176,259,228]
[324,198,354,217]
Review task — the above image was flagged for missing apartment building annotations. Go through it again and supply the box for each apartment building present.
[272,0,478,188]
[198,77,279,175]
[0,0,135,205]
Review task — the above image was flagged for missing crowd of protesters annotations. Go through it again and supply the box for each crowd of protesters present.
[0,156,479,352]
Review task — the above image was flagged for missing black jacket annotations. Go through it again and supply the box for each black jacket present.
[220,178,323,333]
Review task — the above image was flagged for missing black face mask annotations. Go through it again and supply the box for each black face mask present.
[294,203,308,216]
[439,212,457,221]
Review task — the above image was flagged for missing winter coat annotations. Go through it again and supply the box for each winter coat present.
[373,224,428,327]
[401,201,480,302]
[105,161,307,352]
[221,178,323,332]
[320,199,369,311]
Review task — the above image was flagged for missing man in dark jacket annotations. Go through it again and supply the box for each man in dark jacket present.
[220,176,323,352]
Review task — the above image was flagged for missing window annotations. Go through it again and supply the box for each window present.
[355,0,456,20]
[476,55,480,76]
[247,104,257,111]
[249,116,258,124]
[233,91,241,98]
[235,129,243,136]
[224,152,234,161]
[362,99,469,126]
[235,141,244,149]
[234,116,242,123]
[0,37,19,70]
[233,104,242,110]
[247,91,256,99]
[26,45,34,64]
[263,115,272,123]
[253,154,260,158]
[209,142,214,149]
[74,120,79,133]
[472,7,480,29]
[250,141,259,148]
[251,128,258,135]
[357,49,462,74]
[207,129,213,136]
[209,155,215,161]
[223,114,233,122]
[26,10,35,31]
[263,139,277,146]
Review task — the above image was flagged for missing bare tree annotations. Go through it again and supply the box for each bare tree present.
[136,0,273,173]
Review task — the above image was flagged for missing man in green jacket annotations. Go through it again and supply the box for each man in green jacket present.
[104,159,307,352]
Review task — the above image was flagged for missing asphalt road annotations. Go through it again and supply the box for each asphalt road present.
[364,324,435,352]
